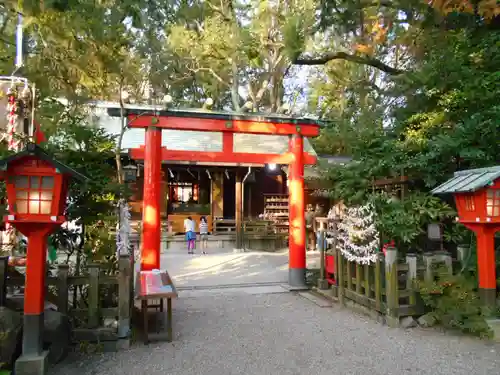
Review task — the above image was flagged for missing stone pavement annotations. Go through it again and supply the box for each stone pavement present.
[51,248,500,375]
[158,248,321,289]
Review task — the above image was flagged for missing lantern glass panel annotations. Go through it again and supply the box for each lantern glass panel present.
[29,200,40,214]
[42,176,54,188]
[486,189,500,217]
[465,196,475,211]
[14,176,29,188]
[16,200,28,213]
[12,175,55,215]
[40,201,51,214]
[16,191,28,199]
[40,191,53,201]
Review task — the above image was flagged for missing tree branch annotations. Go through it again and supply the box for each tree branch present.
[293,52,405,75]
[189,67,231,87]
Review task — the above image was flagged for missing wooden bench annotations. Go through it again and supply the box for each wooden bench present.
[135,270,178,344]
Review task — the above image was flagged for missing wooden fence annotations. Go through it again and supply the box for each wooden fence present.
[314,220,454,326]
[0,254,133,344]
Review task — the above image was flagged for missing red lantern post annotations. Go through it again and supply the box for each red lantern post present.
[432,167,500,306]
[0,143,86,375]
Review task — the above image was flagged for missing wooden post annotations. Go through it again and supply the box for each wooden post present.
[423,252,434,284]
[211,172,224,219]
[0,256,8,307]
[129,253,135,317]
[247,185,251,219]
[336,247,344,304]
[346,260,352,291]
[457,245,469,269]
[355,263,362,294]
[438,251,453,275]
[118,254,131,339]
[235,171,243,250]
[405,253,418,307]
[56,264,69,314]
[364,264,370,298]
[331,220,339,294]
[374,253,383,312]
[384,247,399,327]
[317,218,328,290]
[317,229,328,290]
[429,251,453,277]
[87,263,100,328]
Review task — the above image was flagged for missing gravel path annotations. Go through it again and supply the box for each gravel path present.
[51,291,500,375]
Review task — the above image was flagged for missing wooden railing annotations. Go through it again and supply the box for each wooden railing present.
[213,219,283,236]
[1,254,133,342]
[315,218,453,326]
[213,218,236,234]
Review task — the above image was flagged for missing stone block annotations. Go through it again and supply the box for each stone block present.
[317,279,329,290]
[486,319,500,342]
[14,351,49,375]
[115,338,131,350]
[418,313,437,328]
[400,316,418,329]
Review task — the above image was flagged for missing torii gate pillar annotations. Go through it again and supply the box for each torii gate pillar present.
[288,134,307,288]
[141,126,162,271]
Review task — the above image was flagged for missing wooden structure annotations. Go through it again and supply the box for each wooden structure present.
[315,243,454,327]
[0,143,87,375]
[107,107,321,288]
[135,269,178,344]
[1,254,133,347]
[432,166,500,306]
[263,194,289,234]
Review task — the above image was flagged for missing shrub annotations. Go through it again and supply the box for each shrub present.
[418,271,495,337]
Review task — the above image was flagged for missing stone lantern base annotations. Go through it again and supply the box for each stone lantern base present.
[15,351,49,375]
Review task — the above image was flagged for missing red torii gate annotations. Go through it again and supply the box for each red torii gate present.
[119,108,320,288]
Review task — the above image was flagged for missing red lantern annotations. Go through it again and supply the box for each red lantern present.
[0,143,86,373]
[453,181,500,224]
[432,167,500,306]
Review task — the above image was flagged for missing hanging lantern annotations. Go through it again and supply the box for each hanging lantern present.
[122,163,138,182]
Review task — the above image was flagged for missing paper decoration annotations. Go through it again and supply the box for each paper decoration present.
[336,203,380,264]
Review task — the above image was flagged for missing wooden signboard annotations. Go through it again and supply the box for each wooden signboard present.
[135,269,178,344]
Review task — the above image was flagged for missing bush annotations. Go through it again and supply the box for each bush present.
[418,272,495,337]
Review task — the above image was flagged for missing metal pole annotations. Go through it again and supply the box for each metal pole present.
[15,13,23,69]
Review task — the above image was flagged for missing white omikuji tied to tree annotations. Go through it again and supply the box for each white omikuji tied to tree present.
[116,200,132,258]
[337,203,380,264]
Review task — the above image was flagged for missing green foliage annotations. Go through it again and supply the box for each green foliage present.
[41,108,125,266]
[418,271,495,337]
[370,192,455,246]
[45,109,123,225]
[312,12,500,254]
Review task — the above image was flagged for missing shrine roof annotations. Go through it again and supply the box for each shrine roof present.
[0,143,87,181]
[431,166,500,194]
[105,104,319,125]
